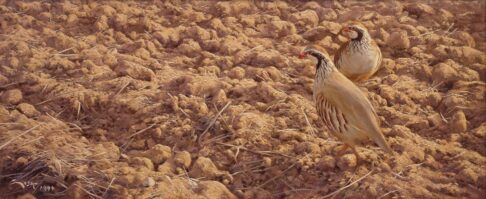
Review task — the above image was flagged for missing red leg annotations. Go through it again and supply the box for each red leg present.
[336,144,349,157]
[351,146,362,165]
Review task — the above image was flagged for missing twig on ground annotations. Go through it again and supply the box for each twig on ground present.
[231,164,267,176]
[53,47,74,55]
[20,136,44,147]
[0,122,22,125]
[167,93,190,118]
[439,112,448,123]
[201,134,232,145]
[377,190,399,199]
[320,170,374,199]
[301,107,317,136]
[66,122,85,132]
[392,162,425,179]
[74,184,103,199]
[254,163,296,189]
[113,81,131,97]
[128,123,158,139]
[101,177,116,198]
[36,91,79,106]
[76,100,82,119]
[198,101,232,146]
[0,123,43,150]
[215,142,294,158]
[0,82,20,90]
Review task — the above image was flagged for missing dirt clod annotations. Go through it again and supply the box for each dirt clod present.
[174,151,192,168]
[450,111,467,133]
[337,154,357,169]
[144,144,172,165]
[16,103,40,117]
[1,89,23,104]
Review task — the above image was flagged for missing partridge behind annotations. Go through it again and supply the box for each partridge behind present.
[334,23,382,82]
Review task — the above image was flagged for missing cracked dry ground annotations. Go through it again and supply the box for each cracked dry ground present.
[0,0,485,199]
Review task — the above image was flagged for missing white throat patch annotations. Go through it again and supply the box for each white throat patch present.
[348,30,359,39]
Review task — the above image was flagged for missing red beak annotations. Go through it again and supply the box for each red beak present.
[299,52,306,59]
[342,26,350,33]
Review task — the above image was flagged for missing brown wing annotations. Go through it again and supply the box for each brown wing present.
[315,93,350,142]
[333,41,349,69]
[321,72,392,153]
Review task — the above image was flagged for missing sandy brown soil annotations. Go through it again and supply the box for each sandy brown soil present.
[0,0,485,198]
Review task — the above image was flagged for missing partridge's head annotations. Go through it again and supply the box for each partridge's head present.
[341,23,368,40]
[299,46,333,69]
[299,46,329,60]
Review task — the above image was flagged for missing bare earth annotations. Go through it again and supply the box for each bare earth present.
[0,0,485,199]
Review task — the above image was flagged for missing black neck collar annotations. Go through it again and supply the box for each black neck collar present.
[351,30,364,41]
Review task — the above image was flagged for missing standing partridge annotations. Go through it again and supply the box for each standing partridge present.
[334,23,382,82]
[299,46,392,162]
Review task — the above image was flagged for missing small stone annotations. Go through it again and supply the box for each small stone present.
[262,157,272,167]
[174,151,191,168]
[120,153,129,160]
[16,103,40,117]
[2,89,23,104]
[15,157,29,167]
[153,128,162,138]
[143,177,155,187]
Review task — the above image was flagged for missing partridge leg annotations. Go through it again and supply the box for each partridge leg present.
[335,144,349,157]
[351,146,362,165]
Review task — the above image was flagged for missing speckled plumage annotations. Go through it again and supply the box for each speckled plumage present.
[300,47,392,160]
[334,23,382,82]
